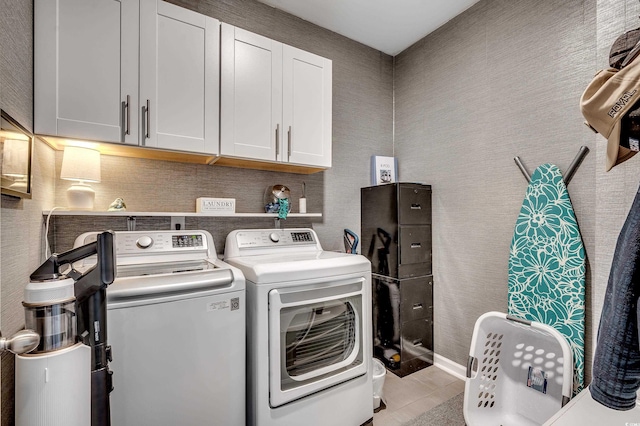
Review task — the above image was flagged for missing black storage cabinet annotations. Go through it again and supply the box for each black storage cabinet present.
[361,182,433,377]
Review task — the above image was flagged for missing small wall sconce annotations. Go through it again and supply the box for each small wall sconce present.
[60,146,101,210]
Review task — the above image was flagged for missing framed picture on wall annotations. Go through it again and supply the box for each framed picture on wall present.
[370,155,397,185]
[0,110,33,199]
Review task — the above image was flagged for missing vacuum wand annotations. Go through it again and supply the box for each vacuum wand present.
[30,231,116,426]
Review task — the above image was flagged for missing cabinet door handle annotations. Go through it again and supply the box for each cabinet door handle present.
[411,204,421,210]
[141,99,150,144]
[125,94,130,136]
[275,124,280,159]
[412,303,423,310]
[121,100,126,142]
[410,243,422,248]
[121,94,130,142]
[287,126,292,161]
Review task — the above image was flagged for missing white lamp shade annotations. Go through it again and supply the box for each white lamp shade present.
[60,146,101,183]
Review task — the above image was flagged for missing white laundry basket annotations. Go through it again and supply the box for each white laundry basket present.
[464,312,573,426]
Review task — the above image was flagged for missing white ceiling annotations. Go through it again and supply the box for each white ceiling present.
[257,0,481,56]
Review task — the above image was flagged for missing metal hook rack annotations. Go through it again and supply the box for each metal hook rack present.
[514,146,590,186]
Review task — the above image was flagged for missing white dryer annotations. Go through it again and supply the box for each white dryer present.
[224,228,373,426]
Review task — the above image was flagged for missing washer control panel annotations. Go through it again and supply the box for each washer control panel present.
[234,229,316,249]
[117,232,206,254]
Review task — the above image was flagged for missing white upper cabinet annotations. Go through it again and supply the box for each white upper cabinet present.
[35,0,219,155]
[282,46,332,168]
[140,1,219,154]
[220,24,332,168]
[35,0,139,144]
[220,25,282,162]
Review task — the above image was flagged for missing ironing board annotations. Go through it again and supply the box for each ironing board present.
[508,163,585,395]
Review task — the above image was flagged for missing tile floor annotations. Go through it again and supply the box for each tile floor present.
[372,365,465,426]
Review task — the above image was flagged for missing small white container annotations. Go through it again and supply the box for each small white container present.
[372,358,386,410]
[299,197,307,214]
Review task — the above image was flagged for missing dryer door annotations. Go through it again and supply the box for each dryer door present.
[268,277,367,407]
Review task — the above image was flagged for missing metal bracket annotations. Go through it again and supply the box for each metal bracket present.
[514,146,590,186]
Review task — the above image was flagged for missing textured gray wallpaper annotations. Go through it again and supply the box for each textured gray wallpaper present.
[394,0,599,376]
[1,0,393,424]
[3,0,639,423]
[0,0,33,132]
[0,1,39,425]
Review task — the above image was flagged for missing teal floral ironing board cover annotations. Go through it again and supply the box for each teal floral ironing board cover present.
[508,163,585,395]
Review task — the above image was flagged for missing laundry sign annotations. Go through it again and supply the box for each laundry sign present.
[196,197,236,214]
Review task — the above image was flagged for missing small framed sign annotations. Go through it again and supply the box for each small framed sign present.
[371,155,397,185]
[196,197,236,214]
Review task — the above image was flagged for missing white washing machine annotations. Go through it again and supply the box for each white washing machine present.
[224,228,373,426]
[74,230,246,425]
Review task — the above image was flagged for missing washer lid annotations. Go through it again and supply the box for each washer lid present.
[225,251,370,283]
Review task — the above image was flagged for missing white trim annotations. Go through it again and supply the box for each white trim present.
[434,353,466,381]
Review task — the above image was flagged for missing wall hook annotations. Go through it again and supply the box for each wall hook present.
[514,146,590,186]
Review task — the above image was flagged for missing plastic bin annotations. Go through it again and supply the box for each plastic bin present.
[464,312,573,426]
[372,358,386,410]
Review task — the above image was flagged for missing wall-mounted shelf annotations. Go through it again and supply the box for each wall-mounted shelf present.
[43,210,322,218]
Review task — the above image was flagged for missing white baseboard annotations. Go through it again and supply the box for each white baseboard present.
[433,353,466,381]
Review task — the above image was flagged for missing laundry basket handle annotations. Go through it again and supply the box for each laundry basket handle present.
[466,356,477,379]
[505,314,531,325]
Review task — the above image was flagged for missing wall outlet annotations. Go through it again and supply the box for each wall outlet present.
[171,216,185,231]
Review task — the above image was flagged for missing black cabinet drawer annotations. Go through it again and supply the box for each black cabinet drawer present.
[399,225,431,265]
[400,276,433,323]
[399,184,431,224]
[400,318,433,362]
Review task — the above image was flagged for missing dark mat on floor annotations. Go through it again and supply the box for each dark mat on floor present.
[401,392,466,426]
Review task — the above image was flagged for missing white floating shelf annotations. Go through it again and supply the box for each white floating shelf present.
[43,210,322,218]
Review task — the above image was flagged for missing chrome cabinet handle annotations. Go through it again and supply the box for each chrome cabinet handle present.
[141,99,150,144]
[287,126,292,161]
[275,124,280,159]
[125,94,130,136]
[121,95,130,142]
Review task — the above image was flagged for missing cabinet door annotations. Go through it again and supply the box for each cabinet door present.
[282,46,332,168]
[140,0,219,154]
[35,0,139,144]
[220,24,283,161]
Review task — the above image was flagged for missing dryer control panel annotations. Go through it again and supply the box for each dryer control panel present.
[225,228,323,258]
[235,230,315,248]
